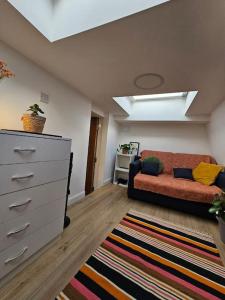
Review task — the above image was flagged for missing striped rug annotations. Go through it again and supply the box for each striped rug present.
[56,210,225,300]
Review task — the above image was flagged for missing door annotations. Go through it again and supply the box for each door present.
[85,117,99,195]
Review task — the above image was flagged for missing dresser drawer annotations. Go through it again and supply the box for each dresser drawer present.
[0,217,64,280]
[0,180,67,223]
[0,160,69,196]
[0,134,71,165]
[0,197,65,252]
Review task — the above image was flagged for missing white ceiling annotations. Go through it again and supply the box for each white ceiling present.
[1,0,225,117]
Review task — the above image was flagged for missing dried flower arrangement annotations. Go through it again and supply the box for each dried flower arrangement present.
[0,60,14,80]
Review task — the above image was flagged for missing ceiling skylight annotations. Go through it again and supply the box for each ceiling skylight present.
[113,90,199,121]
[8,0,170,42]
[133,92,187,101]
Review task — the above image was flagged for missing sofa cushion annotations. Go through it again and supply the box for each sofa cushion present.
[173,168,193,180]
[141,150,173,174]
[141,161,159,176]
[193,162,223,186]
[143,156,164,173]
[134,173,222,203]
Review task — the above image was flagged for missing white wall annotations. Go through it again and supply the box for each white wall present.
[118,123,211,155]
[113,97,132,115]
[208,100,225,164]
[104,114,119,183]
[0,41,91,202]
[91,104,105,118]
[130,99,186,121]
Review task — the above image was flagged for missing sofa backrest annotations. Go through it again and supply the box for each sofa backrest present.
[141,150,173,174]
[141,150,216,174]
[172,152,215,169]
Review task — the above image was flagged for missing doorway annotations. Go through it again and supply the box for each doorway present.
[85,116,100,195]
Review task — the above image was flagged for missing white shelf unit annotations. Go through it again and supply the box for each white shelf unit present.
[113,153,135,187]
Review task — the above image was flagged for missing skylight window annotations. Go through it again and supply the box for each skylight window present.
[8,0,170,42]
[133,92,187,101]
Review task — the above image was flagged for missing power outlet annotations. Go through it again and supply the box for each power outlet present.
[40,92,49,104]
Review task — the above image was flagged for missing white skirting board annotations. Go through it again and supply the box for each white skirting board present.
[68,178,112,207]
[68,191,85,206]
[103,177,113,185]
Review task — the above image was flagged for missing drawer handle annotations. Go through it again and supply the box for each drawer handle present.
[9,198,32,209]
[7,223,30,237]
[11,173,34,180]
[14,147,36,152]
[4,247,28,264]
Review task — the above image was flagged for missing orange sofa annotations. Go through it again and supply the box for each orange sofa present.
[128,150,222,218]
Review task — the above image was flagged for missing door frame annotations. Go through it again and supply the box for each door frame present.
[85,115,100,195]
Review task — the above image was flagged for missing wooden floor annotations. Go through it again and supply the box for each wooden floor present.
[1,184,225,300]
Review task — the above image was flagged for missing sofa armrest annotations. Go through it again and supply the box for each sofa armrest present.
[134,155,141,161]
[215,172,225,191]
[128,159,142,189]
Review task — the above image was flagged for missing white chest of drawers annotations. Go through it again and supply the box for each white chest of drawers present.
[0,130,71,280]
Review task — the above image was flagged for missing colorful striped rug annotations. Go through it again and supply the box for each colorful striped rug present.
[56,210,225,300]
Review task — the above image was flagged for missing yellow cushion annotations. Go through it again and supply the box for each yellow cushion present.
[193,162,223,186]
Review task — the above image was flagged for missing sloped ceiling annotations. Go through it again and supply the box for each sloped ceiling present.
[1,0,225,116]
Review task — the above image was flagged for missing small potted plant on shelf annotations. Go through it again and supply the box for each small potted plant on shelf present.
[0,60,14,81]
[118,144,131,154]
[21,104,46,133]
[209,192,225,243]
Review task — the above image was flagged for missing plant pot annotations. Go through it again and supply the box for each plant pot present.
[21,114,46,134]
[122,149,129,154]
[217,216,225,243]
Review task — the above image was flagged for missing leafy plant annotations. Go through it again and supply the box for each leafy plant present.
[27,104,44,117]
[209,192,225,221]
[118,144,131,152]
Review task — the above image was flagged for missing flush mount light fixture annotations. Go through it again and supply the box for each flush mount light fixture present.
[134,73,164,90]
[133,92,187,100]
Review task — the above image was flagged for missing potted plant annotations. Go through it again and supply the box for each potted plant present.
[118,144,131,154]
[209,192,225,243]
[0,60,14,80]
[21,104,46,133]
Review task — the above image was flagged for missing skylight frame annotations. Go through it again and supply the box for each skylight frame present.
[133,92,187,101]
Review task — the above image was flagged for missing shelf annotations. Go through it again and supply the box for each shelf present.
[115,167,129,173]
[113,182,128,188]
[113,153,134,189]
[117,153,135,157]
[118,183,128,188]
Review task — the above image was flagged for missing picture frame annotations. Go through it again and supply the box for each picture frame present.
[130,142,140,156]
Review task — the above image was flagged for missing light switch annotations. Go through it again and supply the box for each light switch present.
[40,92,49,104]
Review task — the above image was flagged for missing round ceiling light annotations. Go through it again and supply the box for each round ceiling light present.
[134,73,164,90]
